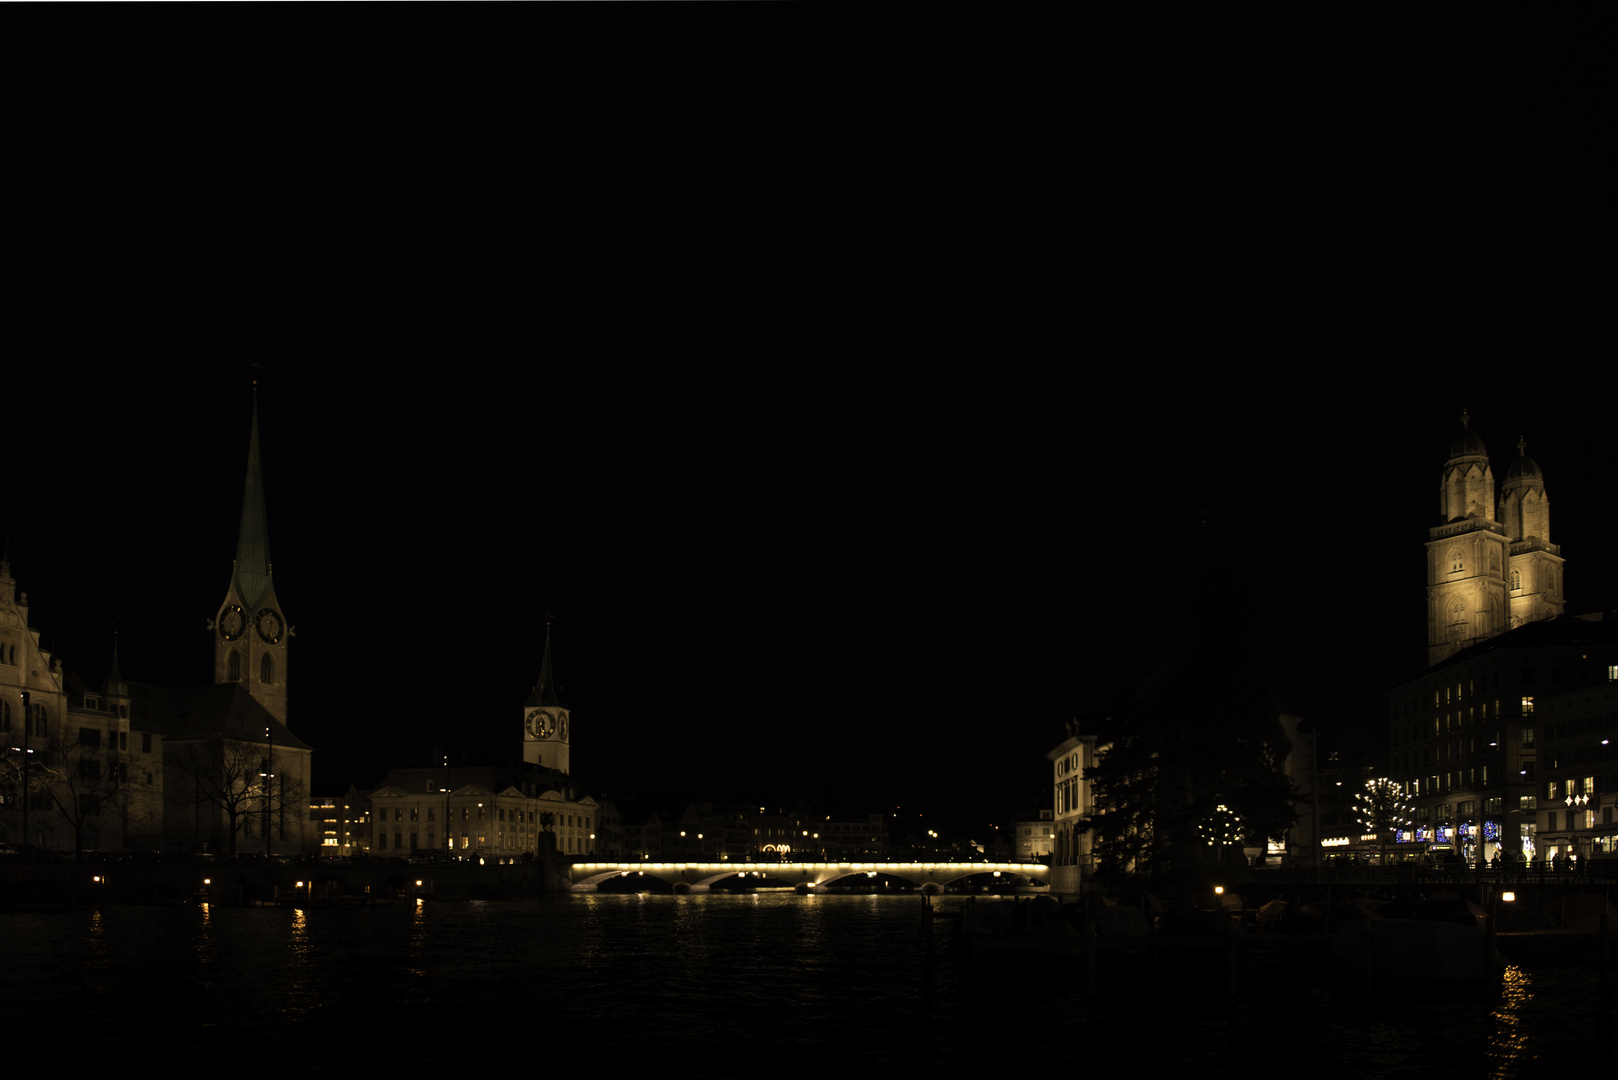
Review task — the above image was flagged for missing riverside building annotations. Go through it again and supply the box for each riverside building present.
[1389,413,1618,863]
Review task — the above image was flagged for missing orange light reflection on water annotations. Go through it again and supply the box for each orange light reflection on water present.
[1487,965,1532,1079]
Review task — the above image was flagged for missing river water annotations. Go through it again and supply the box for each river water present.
[3,892,1611,1074]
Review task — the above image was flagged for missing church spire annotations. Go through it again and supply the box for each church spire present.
[526,621,564,708]
[233,390,273,611]
[104,633,129,698]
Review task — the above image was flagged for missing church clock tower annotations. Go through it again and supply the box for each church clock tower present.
[522,624,571,774]
[211,396,290,725]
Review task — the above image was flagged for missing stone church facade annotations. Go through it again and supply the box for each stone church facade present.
[1427,410,1564,667]
[0,401,312,856]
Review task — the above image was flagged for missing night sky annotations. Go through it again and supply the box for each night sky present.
[6,10,1614,826]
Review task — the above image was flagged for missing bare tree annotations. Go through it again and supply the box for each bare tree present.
[0,748,23,842]
[169,720,304,856]
[37,722,129,859]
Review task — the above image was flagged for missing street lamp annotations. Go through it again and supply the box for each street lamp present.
[19,690,31,857]
[260,724,276,859]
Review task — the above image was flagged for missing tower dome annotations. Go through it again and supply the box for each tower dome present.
[1439,409,1495,523]
[1502,436,1544,489]
[1446,408,1489,464]
[1500,435,1550,544]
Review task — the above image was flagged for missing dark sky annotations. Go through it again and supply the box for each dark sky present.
[5,9,1614,825]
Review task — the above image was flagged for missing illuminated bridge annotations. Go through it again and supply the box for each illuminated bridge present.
[568,860,1047,893]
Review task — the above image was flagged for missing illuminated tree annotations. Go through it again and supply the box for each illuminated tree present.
[1080,563,1298,889]
[1354,777,1412,863]
[1199,802,1244,864]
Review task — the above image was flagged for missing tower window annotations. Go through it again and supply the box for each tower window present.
[228,651,241,681]
[1450,549,1464,573]
[1511,568,1522,591]
[261,653,274,684]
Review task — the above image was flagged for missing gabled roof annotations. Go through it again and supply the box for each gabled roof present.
[374,762,577,798]
[126,681,312,751]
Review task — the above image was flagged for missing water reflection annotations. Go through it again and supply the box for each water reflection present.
[405,897,429,978]
[1488,965,1532,1079]
[288,907,309,962]
[6,894,1612,1074]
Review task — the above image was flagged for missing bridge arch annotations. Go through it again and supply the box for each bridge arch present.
[569,860,1048,894]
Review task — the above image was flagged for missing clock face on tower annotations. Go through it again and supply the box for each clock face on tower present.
[559,715,568,742]
[219,605,245,641]
[526,709,554,738]
[255,608,284,644]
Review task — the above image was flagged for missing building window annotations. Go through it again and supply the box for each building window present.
[0,700,9,732]
[261,653,274,684]
[228,651,241,681]
[1450,549,1464,573]
[141,732,152,753]
[1511,569,1522,591]
[79,727,101,748]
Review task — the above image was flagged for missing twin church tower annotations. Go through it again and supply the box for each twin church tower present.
[1426,410,1564,666]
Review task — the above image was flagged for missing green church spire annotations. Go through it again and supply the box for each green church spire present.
[525,622,564,708]
[233,392,273,611]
